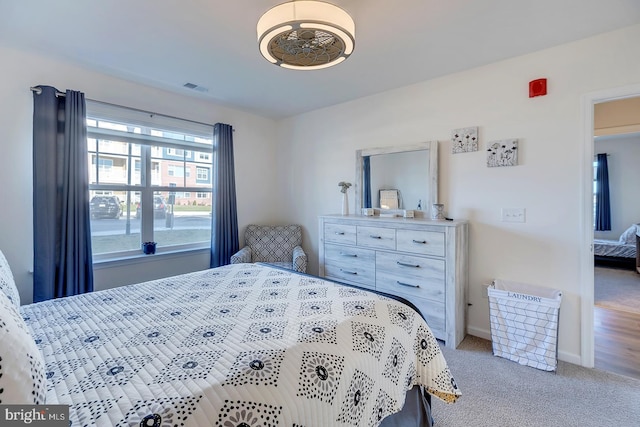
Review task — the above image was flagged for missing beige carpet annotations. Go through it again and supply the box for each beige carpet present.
[594,266,640,313]
[432,336,640,427]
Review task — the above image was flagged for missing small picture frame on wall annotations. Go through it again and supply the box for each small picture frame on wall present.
[487,139,518,167]
[451,126,478,154]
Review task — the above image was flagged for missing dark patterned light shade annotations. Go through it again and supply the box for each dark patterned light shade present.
[257,1,355,70]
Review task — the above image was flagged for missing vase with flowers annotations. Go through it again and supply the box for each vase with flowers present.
[338,181,351,215]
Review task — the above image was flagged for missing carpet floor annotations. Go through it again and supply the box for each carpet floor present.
[594,266,640,313]
[431,336,640,427]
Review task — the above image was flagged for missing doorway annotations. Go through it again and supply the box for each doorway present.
[581,84,640,378]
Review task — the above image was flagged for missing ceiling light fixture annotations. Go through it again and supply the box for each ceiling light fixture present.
[257,1,355,70]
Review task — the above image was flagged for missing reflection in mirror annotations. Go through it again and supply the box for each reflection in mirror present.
[355,141,438,216]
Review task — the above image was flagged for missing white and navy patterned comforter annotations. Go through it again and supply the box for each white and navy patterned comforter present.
[594,239,636,258]
[21,263,460,426]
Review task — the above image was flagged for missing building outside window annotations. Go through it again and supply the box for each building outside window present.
[87,101,214,260]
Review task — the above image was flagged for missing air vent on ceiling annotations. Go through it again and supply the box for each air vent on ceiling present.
[183,82,209,93]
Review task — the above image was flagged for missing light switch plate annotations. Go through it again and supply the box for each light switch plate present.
[501,208,525,223]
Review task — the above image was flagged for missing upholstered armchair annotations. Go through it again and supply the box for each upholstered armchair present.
[230,224,307,273]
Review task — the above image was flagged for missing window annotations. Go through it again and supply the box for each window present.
[166,147,191,158]
[87,102,213,259]
[93,157,113,170]
[593,160,598,228]
[168,165,185,177]
[196,167,209,181]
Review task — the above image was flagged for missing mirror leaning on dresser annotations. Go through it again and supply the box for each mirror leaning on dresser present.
[318,214,468,349]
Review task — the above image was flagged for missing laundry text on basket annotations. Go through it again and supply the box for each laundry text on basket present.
[507,292,542,303]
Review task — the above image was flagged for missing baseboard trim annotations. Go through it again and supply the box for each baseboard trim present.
[466,326,491,341]
[466,327,582,366]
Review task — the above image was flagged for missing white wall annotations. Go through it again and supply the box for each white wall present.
[594,134,640,240]
[0,43,280,304]
[275,24,640,363]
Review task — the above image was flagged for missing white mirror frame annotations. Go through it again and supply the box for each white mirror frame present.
[355,141,438,214]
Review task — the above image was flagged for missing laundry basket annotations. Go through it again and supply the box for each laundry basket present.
[488,279,562,372]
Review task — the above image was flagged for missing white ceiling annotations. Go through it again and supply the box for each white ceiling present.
[1,0,640,120]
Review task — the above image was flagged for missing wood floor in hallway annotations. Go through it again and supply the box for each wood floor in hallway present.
[594,305,640,380]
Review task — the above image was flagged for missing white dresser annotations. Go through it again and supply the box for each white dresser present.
[318,214,468,348]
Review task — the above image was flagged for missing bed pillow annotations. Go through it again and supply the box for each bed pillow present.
[0,249,20,309]
[619,224,639,244]
[0,291,46,404]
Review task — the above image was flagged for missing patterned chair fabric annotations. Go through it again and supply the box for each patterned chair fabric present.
[230,225,307,273]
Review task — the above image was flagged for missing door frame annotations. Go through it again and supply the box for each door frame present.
[580,83,640,368]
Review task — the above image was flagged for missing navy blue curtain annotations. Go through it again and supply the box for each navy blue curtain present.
[32,86,94,302]
[210,123,239,267]
[595,153,611,231]
[363,156,372,209]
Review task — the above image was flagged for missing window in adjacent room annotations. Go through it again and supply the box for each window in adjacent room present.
[86,101,213,260]
[593,160,597,228]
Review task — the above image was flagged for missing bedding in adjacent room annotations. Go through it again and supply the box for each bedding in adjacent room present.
[593,239,636,258]
[594,223,639,259]
[20,262,460,426]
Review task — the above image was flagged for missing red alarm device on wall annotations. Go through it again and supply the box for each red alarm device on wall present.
[529,78,547,97]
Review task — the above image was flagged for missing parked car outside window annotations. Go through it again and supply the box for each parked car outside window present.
[135,196,167,219]
[90,196,122,219]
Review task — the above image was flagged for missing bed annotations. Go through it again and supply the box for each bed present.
[0,256,460,426]
[594,224,639,270]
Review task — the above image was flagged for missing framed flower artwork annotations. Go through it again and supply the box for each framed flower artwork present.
[452,126,478,154]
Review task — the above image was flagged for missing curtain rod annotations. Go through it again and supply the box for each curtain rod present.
[29,86,230,130]
[30,86,66,97]
[89,98,225,130]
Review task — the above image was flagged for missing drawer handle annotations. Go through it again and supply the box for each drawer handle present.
[412,239,427,244]
[335,232,345,235]
[340,269,358,275]
[397,281,420,288]
[397,261,420,268]
[340,252,358,257]
[370,235,382,239]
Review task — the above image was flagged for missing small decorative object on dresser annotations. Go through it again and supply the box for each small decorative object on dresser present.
[361,207,374,216]
[431,203,445,220]
[338,181,351,215]
[318,214,469,348]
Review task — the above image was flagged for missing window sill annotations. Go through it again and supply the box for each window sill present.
[92,246,209,270]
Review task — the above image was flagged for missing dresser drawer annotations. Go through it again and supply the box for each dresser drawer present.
[376,252,445,303]
[324,258,375,290]
[399,295,446,340]
[357,226,396,250]
[397,229,445,257]
[324,243,375,264]
[324,223,357,245]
